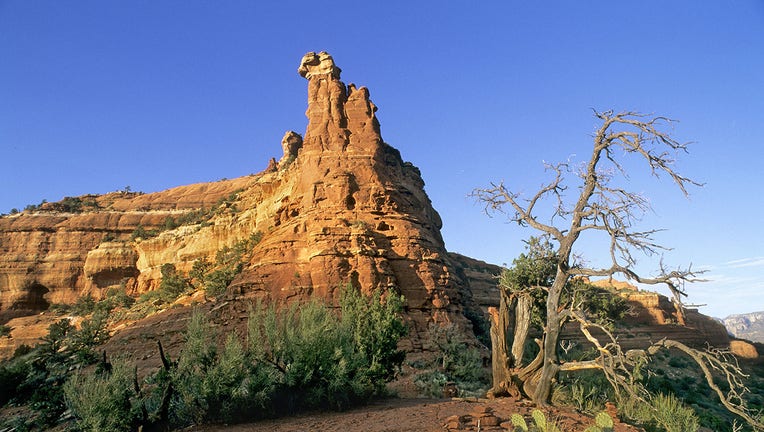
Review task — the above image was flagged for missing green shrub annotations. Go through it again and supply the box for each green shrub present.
[247,288,407,411]
[0,324,10,337]
[171,310,221,424]
[158,263,191,303]
[415,323,488,397]
[649,393,699,432]
[13,344,32,358]
[169,311,274,424]
[554,371,612,413]
[130,225,159,240]
[0,357,30,406]
[619,392,700,432]
[204,267,239,298]
[164,286,405,427]
[338,286,407,387]
[64,361,137,432]
[69,309,110,364]
[0,309,115,429]
[72,294,97,316]
[104,286,135,309]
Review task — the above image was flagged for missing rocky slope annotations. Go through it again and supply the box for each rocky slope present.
[722,311,764,343]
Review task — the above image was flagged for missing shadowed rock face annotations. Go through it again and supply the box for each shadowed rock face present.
[0,52,496,346]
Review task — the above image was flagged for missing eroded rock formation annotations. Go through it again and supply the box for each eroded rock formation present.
[230,51,472,339]
[0,52,494,352]
[0,52,737,361]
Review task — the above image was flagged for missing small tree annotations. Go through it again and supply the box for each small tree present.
[475,110,762,429]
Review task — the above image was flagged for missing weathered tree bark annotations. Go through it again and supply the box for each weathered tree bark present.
[534,278,563,405]
[488,289,538,398]
[511,294,532,364]
[488,305,513,397]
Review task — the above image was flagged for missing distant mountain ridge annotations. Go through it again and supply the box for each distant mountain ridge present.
[722,311,764,343]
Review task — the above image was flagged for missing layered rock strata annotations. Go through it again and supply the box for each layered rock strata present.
[230,51,475,339]
[0,52,495,348]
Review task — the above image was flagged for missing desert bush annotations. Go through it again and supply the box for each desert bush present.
[619,392,700,432]
[69,310,110,364]
[169,311,275,424]
[338,286,407,387]
[247,288,406,411]
[130,225,159,240]
[648,393,700,432]
[104,285,135,309]
[3,285,405,429]
[171,310,221,423]
[157,263,191,303]
[203,267,239,298]
[189,258,213,288]
[72,294,97,316]
[554,371,613,414]
[64,361,137,432]
[163,286,405,427]
[414,323,489,397]
[0,356,30,406]
[0,307,116,429]
[0,324,10,337]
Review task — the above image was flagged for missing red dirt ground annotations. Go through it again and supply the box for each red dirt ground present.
[192,397,644,432]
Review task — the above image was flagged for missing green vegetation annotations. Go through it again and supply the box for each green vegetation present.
[509,409,617,432]
[15,196,100,214]
[0,311,112,430]
[0,324,10,337]
[63,361,137,432]
[195,232,263,299]
[413,323,489,398]
[129,224,160,240]
[129,189,245,241]
[551,355,764,432]
[60,286,406,430]
[508,409,562,432]
[500,237,628,330]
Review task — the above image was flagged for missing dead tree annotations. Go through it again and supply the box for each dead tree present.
[475,110,763,430]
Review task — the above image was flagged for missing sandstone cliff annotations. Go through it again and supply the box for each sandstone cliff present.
[0,52,497,354]
[0,52,738,362]
[563,279,733,351]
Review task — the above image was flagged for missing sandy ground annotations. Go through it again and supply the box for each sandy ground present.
[191,397,644,432]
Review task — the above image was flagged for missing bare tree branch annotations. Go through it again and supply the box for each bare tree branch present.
[647,339,764,430]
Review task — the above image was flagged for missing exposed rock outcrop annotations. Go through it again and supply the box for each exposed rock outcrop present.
[0,52,491,354]
[0,52,739,362]
[561,279,732,351]
[0,177,255,322]
[230,51,471,339]
[723,311,764,343]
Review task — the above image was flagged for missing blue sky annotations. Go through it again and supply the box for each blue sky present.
[1,1,762,318]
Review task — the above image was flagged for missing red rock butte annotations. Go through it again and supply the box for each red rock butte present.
[0,51,499,352]
[0,52,737,358]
